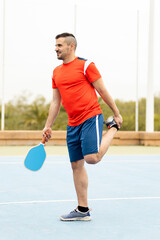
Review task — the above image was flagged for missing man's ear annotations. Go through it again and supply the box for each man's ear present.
[70,42,75,50]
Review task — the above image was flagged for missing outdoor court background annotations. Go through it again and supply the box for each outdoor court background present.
[0,146,160,240]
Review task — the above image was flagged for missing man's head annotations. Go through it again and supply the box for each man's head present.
[55,32,77,61]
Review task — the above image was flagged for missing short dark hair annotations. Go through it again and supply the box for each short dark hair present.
[55,32,77,50]
[55,32,76,39]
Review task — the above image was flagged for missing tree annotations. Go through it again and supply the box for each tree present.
[0,94,160,131]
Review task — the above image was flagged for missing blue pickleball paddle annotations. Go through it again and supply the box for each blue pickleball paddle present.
[24,137,46,171]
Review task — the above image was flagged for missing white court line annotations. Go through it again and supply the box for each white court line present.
[0,162,22,164]
[0,161,67,165]
[0,159,155,165]
[0,196,160,206]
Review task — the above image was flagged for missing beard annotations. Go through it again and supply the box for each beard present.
[57,53,63,60]
[56,48,69,60]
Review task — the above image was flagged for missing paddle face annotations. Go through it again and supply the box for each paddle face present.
[24,143,46,171]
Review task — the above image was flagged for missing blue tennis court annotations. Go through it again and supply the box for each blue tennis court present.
[0,152,160,240]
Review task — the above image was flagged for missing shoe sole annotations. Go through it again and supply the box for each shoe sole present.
[60,216,91,221]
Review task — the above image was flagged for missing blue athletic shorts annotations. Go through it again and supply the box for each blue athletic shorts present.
[67,114,103,162]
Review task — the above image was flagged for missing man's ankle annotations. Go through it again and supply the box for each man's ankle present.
[78,206,89,212]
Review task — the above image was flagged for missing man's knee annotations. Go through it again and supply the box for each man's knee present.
[84,153,101,164]
[71,159,84,171]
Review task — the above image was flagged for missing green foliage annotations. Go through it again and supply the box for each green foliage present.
[138,98,146,131]
[52,105,68,130]
[115,100,136,131]
[154,96,160,131]
[4,95,49,130]
[0,95,160,131]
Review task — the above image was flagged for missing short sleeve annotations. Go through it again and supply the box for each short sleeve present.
[52,70,57,89]
[85,62,101,83]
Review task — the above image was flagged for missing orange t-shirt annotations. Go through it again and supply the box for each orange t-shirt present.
[52,57,102,126]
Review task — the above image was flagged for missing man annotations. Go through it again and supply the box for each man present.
[43,32,123,221]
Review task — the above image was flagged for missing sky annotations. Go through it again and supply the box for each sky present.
[0,0,160,104]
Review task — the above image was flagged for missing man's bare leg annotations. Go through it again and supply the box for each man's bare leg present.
[98,127,117,159]
[60,159,90,221]
[71,159,88,207]
[84,128,117,164]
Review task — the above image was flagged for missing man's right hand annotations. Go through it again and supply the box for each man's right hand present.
[42,127,52,142]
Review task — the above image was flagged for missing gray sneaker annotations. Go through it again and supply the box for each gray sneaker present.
[104,116,119,130]
[60,208,91,221]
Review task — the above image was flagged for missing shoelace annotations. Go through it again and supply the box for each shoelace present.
[70,208,92,214]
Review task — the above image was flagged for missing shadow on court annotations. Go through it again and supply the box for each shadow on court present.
[0,154,160,240]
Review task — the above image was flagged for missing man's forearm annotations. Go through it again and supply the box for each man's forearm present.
[92,78,120,116]
[100,89,120,116]
[45,101,61,128]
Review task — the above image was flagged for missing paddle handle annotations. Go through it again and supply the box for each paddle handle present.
[41,129,51,144]
[41,137,46,144]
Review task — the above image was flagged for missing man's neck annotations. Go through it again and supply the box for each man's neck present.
[63,55,76,64]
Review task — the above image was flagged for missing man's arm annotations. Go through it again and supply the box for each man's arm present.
[43,88,61,140]
[92,78,123,128]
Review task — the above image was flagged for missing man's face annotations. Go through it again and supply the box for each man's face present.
[55,38,71,60]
